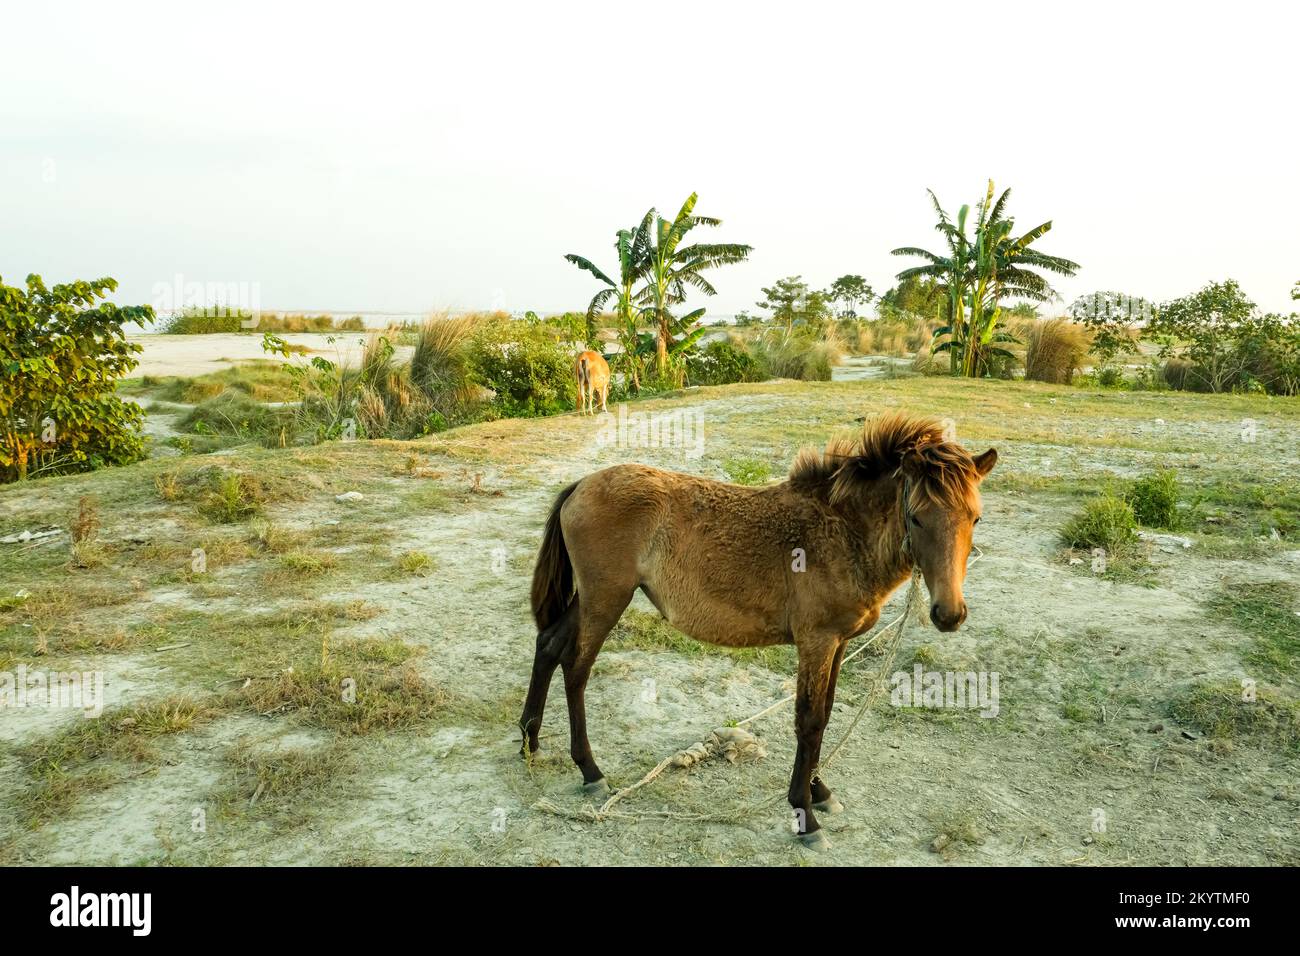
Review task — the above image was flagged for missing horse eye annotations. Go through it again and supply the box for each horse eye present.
[973,517,981,526]
[910,515,921,528]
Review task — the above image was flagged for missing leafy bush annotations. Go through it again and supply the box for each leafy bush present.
[1096,365,1125,388]
[1126,470,1182,530]
[1060,495,1138,553]
[1150,280,1294,394]
[687,338,765,386]
[467,318,574,417]
[1069,291,1151,366]
[162,307,246,334]
[1,274,153,482]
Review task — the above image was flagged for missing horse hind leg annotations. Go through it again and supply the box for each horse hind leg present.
[519,599,580,757]
[788,639,838,850]
[562,586,634,794]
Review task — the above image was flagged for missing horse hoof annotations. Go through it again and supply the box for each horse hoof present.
[812,795,845,815]
[797,829,832,852]
[581,777,609,796]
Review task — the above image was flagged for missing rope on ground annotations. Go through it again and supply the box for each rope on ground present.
[533,549,983,826]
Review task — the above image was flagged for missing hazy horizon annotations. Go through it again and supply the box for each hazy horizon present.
[3,1,1297,318]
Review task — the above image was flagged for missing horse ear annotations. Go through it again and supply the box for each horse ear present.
[973,448,998,478]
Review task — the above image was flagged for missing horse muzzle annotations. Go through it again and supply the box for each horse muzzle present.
[930,601,968,632]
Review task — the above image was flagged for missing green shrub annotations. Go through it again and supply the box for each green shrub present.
[1,274,153,482]
[1060,495,1138,553]
[1096,365,1125,388]
[687,339,765,386]
[467,319,574,417]
[163,307,247,334]
[1126,470,1182,529]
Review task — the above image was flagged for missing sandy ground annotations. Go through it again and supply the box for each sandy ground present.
[129,334,413,378]
[2,379,1298,866]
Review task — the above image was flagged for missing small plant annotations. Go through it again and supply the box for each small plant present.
[1060,495,1137,553]
[723,457,771,486]
[1126,470,1182,529]
[155,471,182,501]
[277,550,338,575]
[71,496,100,544]
[396,551,434,577]
[199,472,264,523]
[67,496,105,569]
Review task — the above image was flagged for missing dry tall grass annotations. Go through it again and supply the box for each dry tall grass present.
[1024,318,1092,384]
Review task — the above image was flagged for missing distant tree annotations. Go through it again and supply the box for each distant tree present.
[1004,302,1041,320]
[878,275,946,319]
[756,276,832,331]
[1149,279,1268,393]
[1,274,154,482]
[1069,291,1156,366]
[826,275,874,317]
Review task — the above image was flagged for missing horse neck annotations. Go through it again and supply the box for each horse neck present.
[855,474,913,584]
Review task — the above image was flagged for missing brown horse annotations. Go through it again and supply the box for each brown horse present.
[519,412,996,848]
[574,350,610,415]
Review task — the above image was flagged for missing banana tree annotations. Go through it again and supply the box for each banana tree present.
[892,190,974,374]
[564,212,653,391]
[637,193,751,379]
[895,180,1079,377]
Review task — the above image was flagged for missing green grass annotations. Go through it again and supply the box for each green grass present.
[225,636,448,735]
[1169,681,1300,753]
[395,550,434,576]
[213,741,355,828]
[609,609,797,674]
[722,457,773,485]
[15,697,216,826]
[1206,582,1300,682]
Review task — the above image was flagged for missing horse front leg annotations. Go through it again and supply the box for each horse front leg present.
[810,638,848,815]
[788,638,838,851]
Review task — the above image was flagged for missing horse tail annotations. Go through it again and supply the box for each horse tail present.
[531,480,579,633]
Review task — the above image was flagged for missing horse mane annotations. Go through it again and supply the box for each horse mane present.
[789,411,981,511]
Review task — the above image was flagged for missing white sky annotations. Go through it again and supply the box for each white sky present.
[2,1,1297,318]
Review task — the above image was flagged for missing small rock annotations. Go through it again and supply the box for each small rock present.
[930,834,951,853]
[335,492,364,503]
[1148,723,1164,734]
